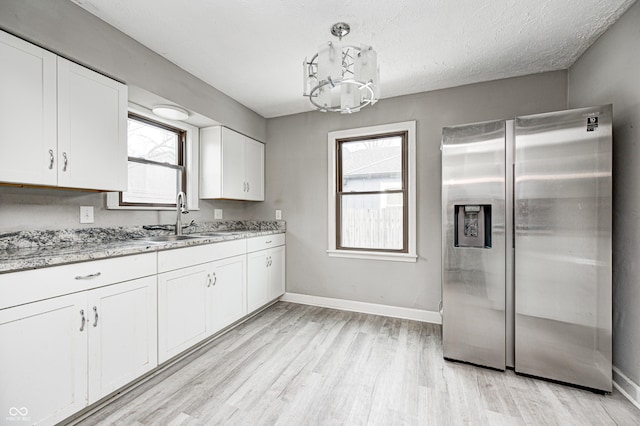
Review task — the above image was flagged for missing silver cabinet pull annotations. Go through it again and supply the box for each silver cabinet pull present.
[212,272,217,286]
[48,149,54,170]
[247,182,250,192]
[75,272,101,280]
[207,273,212,288]
[93,306,99,327]
[79,309,86,332]
[265,240,272,244]
[62,152,68,172]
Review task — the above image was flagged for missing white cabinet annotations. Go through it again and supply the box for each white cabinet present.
[210,255,247,334]
[0,30,57,186]
[87,276,157,403]
[157,263,211,363]
[247,234,286,312]
[57,58,127,191]
[0,254,156,425]
[200,126,264,201]
[157,240,247,363]
[0,293,87,426]
[0,30,127,191]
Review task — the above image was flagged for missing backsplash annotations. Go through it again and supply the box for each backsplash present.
[0,220,285,250]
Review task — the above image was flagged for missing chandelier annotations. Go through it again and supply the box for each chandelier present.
[303,22,380,114]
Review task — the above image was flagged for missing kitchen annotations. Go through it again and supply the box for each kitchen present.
[1,0,640,424]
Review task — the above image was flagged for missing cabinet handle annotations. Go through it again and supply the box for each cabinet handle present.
[212,272,217,286]
[93,306,99,327]
[265,240,272,244]
[207,273,211,288]
[247,182,250,192]
[79,309,86,332]
[62,152,68,172]
[75,272,101,280]
[48,149,54,170]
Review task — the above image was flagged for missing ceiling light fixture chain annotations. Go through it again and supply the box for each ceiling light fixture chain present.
[303,22,380,114]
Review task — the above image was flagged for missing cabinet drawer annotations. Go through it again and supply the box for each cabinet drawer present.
[157,239,246,273]
[247,233,285,253]
[0,253,156,310]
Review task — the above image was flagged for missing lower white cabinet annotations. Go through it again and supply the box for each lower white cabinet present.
[87,276,158,403]
[247,235,286,312]
[0,275,157,425]
[157,263,211,363]
[157,252,247,363]
[210,255,247,334]
[0,293,87,425]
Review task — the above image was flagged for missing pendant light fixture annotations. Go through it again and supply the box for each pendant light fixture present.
[303,22,380,113]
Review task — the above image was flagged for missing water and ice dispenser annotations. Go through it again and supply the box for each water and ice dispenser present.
[454,205,491,248]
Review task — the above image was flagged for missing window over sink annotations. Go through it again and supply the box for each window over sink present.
[107,104,199,211]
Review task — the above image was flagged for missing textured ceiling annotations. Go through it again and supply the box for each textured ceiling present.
[70,0,635,118]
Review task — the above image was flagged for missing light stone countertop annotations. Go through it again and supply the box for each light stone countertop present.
[0,221,285,274]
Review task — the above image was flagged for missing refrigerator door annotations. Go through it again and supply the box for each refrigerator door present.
[442,120,506,370]
[514,105,612,392]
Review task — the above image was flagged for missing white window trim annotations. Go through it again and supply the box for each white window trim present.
[107,103,200,211]
[327,121,417,262]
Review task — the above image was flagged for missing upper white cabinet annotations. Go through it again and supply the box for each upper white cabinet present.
[57,58,127,191]
[200,126,264,201]
[0,30,127,191]
[0,30,57,186]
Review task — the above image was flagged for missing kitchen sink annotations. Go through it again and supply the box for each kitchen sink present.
[195,231,241,237]
[137,235,203,243]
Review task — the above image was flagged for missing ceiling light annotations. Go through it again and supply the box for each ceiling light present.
[152,105,189,120]
[303,22,380,114]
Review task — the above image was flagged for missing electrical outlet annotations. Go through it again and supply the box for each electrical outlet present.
[80,206,94,224]
[214,209,223,219]
[275,209,282,220]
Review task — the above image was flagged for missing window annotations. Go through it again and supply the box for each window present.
[121,113,186,207]
[328,121,417,262]
[107,104,200,211]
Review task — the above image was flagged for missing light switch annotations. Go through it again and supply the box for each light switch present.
[275,210,282,220]
[214,209,223,219]
[80,206,94,224]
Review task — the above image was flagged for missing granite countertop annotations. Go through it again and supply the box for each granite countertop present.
[0,220,285,274]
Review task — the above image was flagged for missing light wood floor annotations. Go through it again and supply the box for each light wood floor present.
[76,302,640,425]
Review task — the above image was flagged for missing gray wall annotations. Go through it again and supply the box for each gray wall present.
[568,1,640,386]
[247,72,567,312]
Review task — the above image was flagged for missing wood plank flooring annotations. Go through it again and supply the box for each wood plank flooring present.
[75,302,640,425]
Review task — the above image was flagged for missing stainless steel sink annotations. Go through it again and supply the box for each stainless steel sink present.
[196,232,240,237]
[137,235,203,243]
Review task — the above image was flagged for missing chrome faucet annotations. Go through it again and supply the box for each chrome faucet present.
[176,191,189,235]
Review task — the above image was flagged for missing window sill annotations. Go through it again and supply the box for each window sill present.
[326,249,417,263]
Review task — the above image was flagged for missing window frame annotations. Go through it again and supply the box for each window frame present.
[106,103,200,211]
[335,132,409,253]
[327,121,417,262]
[119,112,187,208]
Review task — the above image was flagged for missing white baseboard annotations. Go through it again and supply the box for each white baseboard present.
[613,366,640,410]
[280,292,442,324]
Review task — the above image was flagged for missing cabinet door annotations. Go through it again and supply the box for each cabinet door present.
[0,293,87,425]
[269,246,286,300]
[158,264,211,363]
[57,57,127,191]
[247,250,269,312]
[0,30,57,186]
[245,137,265,201]
[87,276,158,403]
[210,255,247,334]
[221,127,246,199]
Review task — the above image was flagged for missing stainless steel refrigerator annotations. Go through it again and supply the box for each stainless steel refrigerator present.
[441,105,612,392]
